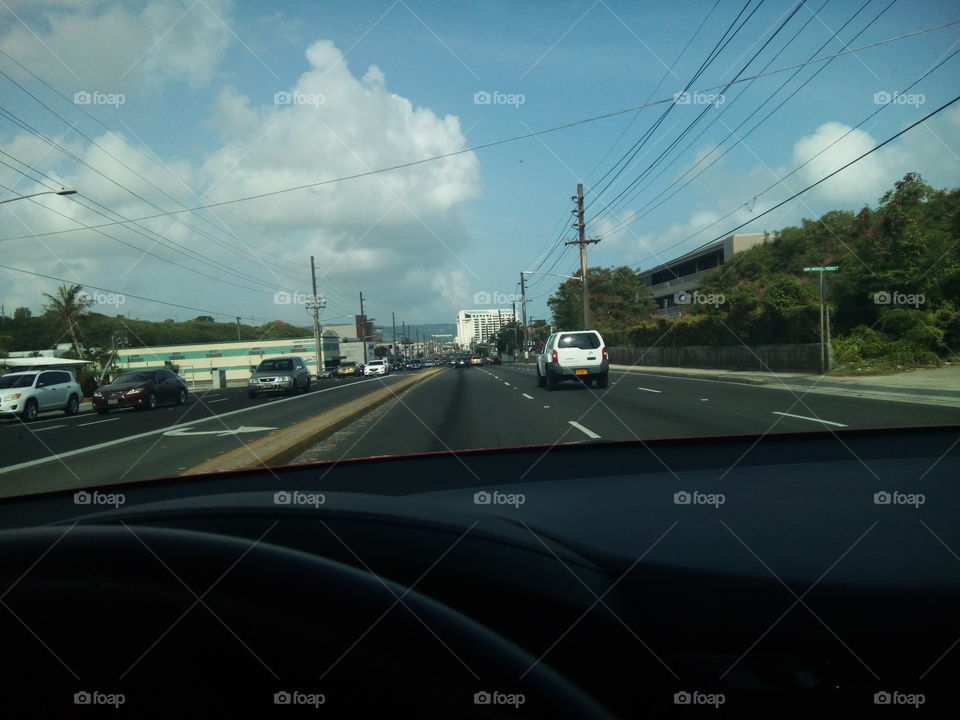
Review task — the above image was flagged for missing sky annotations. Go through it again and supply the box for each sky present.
[1,0,958,335]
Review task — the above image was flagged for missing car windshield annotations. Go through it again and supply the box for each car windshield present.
[258,359,293,372]
[112,372,154,384]
[0,5,956,497]
[0,374,36,389]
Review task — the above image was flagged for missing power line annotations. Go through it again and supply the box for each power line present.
[631,92,960,267]
[1,17,955,243]
[599,0,899,236]
[0,262,260,320]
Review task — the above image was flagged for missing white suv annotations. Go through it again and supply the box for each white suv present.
[363,360,388,376]
[0,369,83,421]
[536,330,609,390]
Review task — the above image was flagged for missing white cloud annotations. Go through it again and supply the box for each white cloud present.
[1,33,481,326]
[0,0,233,94]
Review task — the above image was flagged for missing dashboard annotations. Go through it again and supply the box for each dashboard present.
[1,425,957,717]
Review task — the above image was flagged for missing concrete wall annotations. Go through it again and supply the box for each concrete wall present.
[608,343,831,373]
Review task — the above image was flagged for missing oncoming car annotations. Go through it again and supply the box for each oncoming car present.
[364,360,388,376]
[93,368,188,413]
[248,357,311,397]
[0,370,82,421]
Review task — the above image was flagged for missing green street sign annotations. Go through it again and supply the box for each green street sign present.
[803,266,839,271]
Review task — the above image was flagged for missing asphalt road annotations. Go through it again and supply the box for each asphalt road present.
[0,374,409,496]
[300,364,960,461]
[3,365,958,497]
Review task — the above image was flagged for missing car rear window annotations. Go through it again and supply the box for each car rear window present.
[557,332,601,350]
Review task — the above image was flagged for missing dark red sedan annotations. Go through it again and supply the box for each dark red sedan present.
[93,368,188,413]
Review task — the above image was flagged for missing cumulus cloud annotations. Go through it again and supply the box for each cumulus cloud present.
[1,31,480,325]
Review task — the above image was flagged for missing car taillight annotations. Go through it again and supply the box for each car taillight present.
[601,346,608,360]
[551,349,558,363]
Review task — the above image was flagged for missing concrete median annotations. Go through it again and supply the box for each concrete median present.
[182,367,445,475]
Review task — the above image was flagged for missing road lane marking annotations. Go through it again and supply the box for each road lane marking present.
[77,418,120,427]
[637,387,662,393]
[0,379,394,476]
[31,424,66,431]
[164,425,276,437]
[504,382,511,386]
[772,411,847,427]
[207,398,229,403]
[522,393,534,399]
[568,421,601,439]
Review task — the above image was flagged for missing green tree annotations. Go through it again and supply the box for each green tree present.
[41,284,93,356]
[13,307,32,320]
[547,266,655,337]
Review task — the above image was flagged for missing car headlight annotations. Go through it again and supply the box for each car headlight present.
[93,391,103,398]
[2,392,22,402]
[279,375,290,382]
[125,387,145,395]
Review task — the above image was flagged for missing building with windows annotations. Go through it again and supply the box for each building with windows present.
[112,334,340,385]
[455,309,518,348]
[639,233,771,316]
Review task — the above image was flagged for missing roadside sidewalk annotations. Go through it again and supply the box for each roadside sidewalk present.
[609,363,960,408]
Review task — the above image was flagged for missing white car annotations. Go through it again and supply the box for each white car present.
[0,369,83,421]
[363,360,388,376]
[536,330,609,390]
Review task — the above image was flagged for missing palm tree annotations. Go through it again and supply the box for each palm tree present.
[42,283,93,357]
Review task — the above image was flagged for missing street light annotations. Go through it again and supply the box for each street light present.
[0,188,76,205]
[519,270,583,359]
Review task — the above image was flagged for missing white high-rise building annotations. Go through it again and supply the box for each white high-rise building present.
[456,309,518,348]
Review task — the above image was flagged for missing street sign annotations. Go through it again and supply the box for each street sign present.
[803,266,839,271]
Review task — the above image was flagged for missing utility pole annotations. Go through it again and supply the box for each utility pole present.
[566,183,601,329]
[359,291,368,365]
[392,311,396,361]
[236,316,241,342]
[519,272,528,359]
[309,256,326,377]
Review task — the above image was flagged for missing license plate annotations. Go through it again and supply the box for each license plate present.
[108,399,120,405]
[575,369,588,375]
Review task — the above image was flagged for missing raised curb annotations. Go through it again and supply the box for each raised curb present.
[182,367,445,475]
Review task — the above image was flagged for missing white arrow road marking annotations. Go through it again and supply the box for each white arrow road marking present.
[164,425,277,438]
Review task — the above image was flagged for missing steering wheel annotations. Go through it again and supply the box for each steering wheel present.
[0,525,616,718]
